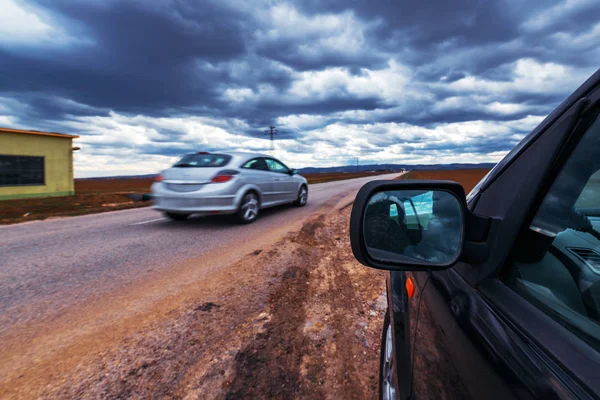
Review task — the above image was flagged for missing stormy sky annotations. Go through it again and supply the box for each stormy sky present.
[1,0,599,177]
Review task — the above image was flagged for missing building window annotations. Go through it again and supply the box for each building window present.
[0,155,45,186]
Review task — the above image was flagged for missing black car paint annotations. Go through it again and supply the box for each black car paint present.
[381,69,600,400]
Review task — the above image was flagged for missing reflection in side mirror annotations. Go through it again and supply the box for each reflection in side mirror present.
[290,169,297,175]
[363,189,464,267]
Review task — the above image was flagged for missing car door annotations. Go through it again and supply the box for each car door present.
[264,158,296,203]
[240,158,275,206]
[385,70,600,400]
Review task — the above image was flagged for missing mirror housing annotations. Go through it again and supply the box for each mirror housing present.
[351,180,482,271]
[289,168,298,175]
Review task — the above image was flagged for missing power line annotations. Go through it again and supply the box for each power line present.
[264,125,279,151]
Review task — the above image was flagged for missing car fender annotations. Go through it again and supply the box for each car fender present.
[296,177,308,192]
[389,270,413,399]
[234,184,263,208]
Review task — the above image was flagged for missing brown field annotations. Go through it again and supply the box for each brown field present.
[76,177,155,194]
[400,168,490,193]
[302,171,394,184]
[0,178,155,225]
[0,171,395,224]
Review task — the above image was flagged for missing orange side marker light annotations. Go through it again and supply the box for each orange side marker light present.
[405,277,415,298]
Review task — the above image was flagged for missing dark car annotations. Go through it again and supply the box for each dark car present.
[351,67,600,400]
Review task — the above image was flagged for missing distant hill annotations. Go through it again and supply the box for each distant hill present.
[76,163,495,180]
[296,163,495,174]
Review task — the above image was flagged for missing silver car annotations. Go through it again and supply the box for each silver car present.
[151,152,308,223]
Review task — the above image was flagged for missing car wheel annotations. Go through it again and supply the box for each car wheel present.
[237,192,259,224]
[164,212,190,221]
[294,185,308,207]
[380,310,398,400]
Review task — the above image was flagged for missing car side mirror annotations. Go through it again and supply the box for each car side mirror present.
[350,180,471,271]
[289,169,297,175]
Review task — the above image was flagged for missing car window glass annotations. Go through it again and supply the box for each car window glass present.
[506,113,600,348]
[265,159,288,173]
[242,158,268,171]
[173,154,231,168]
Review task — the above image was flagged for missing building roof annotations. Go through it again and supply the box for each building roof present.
[0,127,79,139]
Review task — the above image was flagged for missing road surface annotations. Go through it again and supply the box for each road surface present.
[0,173,399,398]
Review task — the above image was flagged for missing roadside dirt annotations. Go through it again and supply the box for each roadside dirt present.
[2,196,387,399]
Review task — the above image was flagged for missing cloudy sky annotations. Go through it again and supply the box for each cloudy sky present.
[1,0,599,177]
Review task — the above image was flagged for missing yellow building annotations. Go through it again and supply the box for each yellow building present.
[0,127,79,200]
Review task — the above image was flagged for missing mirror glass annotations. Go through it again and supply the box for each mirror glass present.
[363,189,464,266]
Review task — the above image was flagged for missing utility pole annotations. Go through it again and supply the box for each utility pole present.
[264,125,279,151]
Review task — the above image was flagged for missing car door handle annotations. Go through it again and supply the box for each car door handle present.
[273,178,284,181]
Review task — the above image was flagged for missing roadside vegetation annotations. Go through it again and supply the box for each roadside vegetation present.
[0,171,394,224]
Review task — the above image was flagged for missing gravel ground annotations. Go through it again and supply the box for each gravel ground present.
[3,195,388,399]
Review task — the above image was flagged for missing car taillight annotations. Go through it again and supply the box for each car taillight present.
[211,170,239,183]
[154,175,164,182]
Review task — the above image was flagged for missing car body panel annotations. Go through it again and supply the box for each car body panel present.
[237,166,275,205]
[151,152,307,215]
[391,267,595,400]
[264,157,298,202]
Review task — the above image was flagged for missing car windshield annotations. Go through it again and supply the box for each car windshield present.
[173,154,231,168]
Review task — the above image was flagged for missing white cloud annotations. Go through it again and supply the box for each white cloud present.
[275,114,329,131]
[550,22,600,51]
[289,60,411,103]
[256,3,374,58]
[64,110,540,177]
[221,59,425,110]
[446,58,593,96]
[523,0,598,31]
[0,115,16,126]
[0,0,78,47]
[484,102,529,115]
[65,112,268,177]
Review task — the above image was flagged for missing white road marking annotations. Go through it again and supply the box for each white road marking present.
[130,218,166,226]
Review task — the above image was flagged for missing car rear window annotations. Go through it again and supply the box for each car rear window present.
[173,154,231,168]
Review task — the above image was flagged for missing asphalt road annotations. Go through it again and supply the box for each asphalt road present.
[0,173,399,336]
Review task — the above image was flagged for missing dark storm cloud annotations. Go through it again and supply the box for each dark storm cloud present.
[1,0,250,115]
[298,0,522,44]
[0,0,599,172]
[256,44,386,72]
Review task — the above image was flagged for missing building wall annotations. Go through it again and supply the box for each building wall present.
[0,132,75,199]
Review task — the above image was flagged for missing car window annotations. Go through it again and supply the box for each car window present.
[506,113,600,348]
[241,158,268,171]
[173,153,231,168]
[403,191,433,229]
[265,158,289,174]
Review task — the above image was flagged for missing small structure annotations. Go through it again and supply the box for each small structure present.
[0,127,79,200]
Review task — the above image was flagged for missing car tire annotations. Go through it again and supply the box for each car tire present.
[164,212,190,221]
[380,310,398,400]
[237,191,260,224]
[293,185,308,207]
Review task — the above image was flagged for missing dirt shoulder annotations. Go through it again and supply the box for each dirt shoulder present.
[1,194,387,399]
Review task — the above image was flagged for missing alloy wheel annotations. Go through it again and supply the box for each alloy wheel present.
[299,187,307,205]
[241,193,259,221]
[382,324,397,400]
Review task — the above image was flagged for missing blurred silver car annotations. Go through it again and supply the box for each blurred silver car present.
[151,152,308,223]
